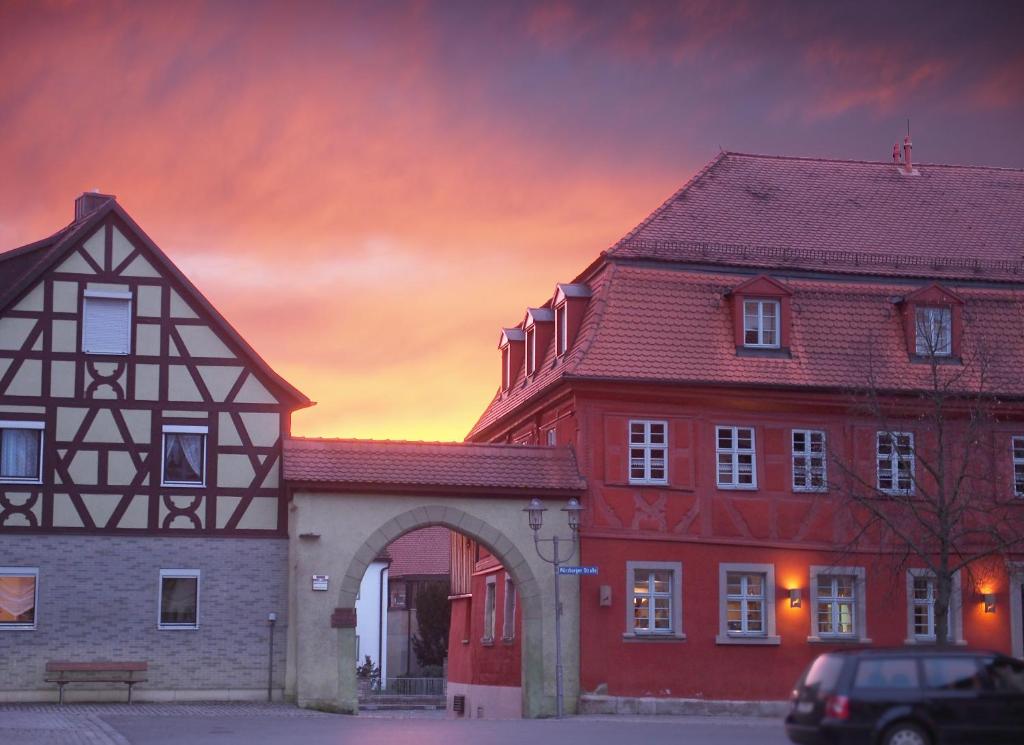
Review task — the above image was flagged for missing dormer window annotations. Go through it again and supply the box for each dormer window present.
[914,306,952,357]
[555,303,568,357]
[743,299,779,348]
[498,328,525,392]
[525,327,537,376]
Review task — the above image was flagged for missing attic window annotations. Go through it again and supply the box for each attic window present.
[555,303,568,357]
[501,347,511,391]
[742,300,779,348]
[525,327,537,376]
[914,307,952,357]
[83,290,132,355]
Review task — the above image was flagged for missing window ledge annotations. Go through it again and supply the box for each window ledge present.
[736,347,791,359]
[715,634,781,646]
[908,354,961,366]
[716,485,759,491]
[903,637,967,646]
[0,479,42,485]
[622,632,687,642]
[158,625,199,631]
[501,637,515,646]
[629,480,669,487]
[0,626,37,632]
[807,635,871,645]
[480,638,494,647]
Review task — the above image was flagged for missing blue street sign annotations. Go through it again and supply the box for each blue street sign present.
[558,566,598,576]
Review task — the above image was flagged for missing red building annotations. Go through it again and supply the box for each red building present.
[453,147,1024,709]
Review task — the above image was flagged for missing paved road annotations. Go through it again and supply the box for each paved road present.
[1,703,791,745]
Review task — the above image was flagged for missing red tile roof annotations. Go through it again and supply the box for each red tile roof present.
[468,152,1024,439]
[609,152,1024,280]
[385,526,451,578]
[283,437,586,494]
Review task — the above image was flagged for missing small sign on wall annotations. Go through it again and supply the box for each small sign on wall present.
[312,575,329,591]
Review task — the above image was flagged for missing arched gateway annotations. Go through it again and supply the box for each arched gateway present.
[282,438,587,718]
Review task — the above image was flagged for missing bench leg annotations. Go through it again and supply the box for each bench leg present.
[127,681,133,704]
[57,683,65,705]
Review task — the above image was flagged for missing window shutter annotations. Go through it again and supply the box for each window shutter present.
[83,294,132,354]
[603,415,629,485]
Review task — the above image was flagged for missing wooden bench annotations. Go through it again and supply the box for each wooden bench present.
[45,661,148,704]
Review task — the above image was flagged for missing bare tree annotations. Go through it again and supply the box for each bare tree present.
[830,308,1024,646]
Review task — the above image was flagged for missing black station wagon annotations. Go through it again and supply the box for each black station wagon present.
[785,648,1024,745]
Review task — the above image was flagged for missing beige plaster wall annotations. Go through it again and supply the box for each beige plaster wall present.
[287,491,580,718]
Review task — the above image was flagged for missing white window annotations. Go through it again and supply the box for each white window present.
[0,567,39,630]
[743,299,780,348]
[546,428,557,446]
[792,429,826,491]
[915,306,952,356]
[0,421,44,484]
[809,566,868,642]
[483,575,496,643]
[82,290,132,355]
[502,574,516,641]
[905,570,963,644]
[555,303,568,356]
[716,426,756,489]
[626,562,683,637]
[877,432,914,494]
[158,569,199,629]
[161,425,207,486]
[629,420,667,484]
[389,582,407,609]
[717,563,779,645]
[1013,436,1024,497]
[525,327,537,376]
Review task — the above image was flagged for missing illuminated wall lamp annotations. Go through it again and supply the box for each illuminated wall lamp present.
[983,593,996,614]
[789,588,802,609]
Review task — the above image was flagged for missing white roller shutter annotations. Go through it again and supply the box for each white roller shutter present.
[83,291,132,354]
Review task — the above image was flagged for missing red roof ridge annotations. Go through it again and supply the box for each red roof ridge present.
[722,150,1024,173]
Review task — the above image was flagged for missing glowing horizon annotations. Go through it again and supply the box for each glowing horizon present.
[2,1,1021,441]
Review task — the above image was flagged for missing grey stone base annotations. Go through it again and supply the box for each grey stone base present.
[579,694,788,718]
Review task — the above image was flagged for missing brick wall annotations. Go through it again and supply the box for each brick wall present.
[0,535,288,696]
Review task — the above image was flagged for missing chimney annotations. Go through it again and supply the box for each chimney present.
[74,191,115,221]
[902,135,913,174]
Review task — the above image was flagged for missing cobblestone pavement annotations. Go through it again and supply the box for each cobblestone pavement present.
[0,703,788,745]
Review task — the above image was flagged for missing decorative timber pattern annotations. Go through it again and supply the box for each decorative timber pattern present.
[0,208,303,536]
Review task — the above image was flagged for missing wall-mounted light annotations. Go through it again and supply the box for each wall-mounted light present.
[983,593,996,614]
[789,588,802,609]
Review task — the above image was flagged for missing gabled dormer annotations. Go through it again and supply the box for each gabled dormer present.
[553,283,591,358]
[896,283,964,361]
[523,307,554,377]
[727,275,792,356]
[499,328,525,392]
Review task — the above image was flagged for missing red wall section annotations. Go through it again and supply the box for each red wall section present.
[447,566,522,688]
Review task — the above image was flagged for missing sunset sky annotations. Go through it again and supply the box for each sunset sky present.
[1,1,1022,441]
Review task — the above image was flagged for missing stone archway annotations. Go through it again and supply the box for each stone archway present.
[285,491,579,718]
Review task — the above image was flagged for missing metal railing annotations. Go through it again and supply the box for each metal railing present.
[362,676,447,697]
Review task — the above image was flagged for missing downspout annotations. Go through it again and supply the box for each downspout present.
[378,566,386,688]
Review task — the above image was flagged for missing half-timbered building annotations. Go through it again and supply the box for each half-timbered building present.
[0,193,310,701]
[458,146,1024,709]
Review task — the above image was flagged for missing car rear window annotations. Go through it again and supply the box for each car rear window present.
[803,654,844,694]
[853,658,919,690]
[923,657,981,690]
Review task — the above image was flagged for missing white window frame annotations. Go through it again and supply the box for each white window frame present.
[624,561,685,639]
[0,567,39,631]
[1012,436,1024,497]
[160,424,208,487]
[628,420,668,485]
[158,568,200,630]
[742,299,780,348]
[808,566,869,643]
[914,306,952,357]
[482,574,497,643]
[546,428,557,447]
[716,425,757,489]
[877,431,915,494]
[525,327,537,376]
[0,420,44,484]
[501,573,516,641]
[555,302,568,357]
[82,289,133,355]
[792,429,827,492]
[717,562,779,645]
[905,569,963,645]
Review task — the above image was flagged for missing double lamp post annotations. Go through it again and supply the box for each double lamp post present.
[523,496,582,719]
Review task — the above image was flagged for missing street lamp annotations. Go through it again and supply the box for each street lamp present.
[523,496,583,718]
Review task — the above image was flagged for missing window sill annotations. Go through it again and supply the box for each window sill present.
[0,479,42,485]
[792,488,828,494]
[629,480,669,487]
[160,482,207,488]
[622,632,687,642]
[715,634,781,646]
[716,485,759,491]
[501,637,515,646]
[0,625,37,631]
[481,638,494,647]
[736,347,791,359]
[903,637,967,646]
[807,635,871,645]
[158,625,199,631]
[908,354,961,366]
